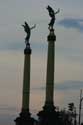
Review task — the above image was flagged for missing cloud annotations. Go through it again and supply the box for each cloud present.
[32,80,83,91]
[55,80,83,90]
[58,18,83,32]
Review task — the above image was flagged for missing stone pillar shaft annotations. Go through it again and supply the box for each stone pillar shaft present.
[45,41,55,105]
[37,30,58,125]
[14,47,35,125]
[22,52,31,111]
[44,30,56,109]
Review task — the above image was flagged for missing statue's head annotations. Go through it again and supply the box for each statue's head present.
[46,5,49,9]
[46,5,51,10]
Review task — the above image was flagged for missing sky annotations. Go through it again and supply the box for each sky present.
[0,0,83,124]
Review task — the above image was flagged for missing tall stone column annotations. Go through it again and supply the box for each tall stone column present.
[37,29,60,125]
[44,29,56,110]
[15,22,36,125]
[37,5,61,124]
[15,44,35,125]
[22,44,31,112]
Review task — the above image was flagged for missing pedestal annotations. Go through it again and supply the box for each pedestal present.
[15,110,35,125]
[37,109,62,125]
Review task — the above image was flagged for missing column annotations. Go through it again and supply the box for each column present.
[15,44,35,125]
[44,29,56,110]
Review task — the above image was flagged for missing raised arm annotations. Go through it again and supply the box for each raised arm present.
[55,8,60,15]
[30,24,36,30]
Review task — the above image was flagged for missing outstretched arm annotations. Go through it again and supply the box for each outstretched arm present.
[22,24,25,28]
[55,8,60,15]
[30,24,36,30]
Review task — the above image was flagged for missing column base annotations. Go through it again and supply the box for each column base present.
[15,110,37,125]
[37,104,62,125]
[43,102,55,111]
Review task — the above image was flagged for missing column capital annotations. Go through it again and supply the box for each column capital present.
[24,43,32,54]
[43,102,55,111]
[47,29,56,42]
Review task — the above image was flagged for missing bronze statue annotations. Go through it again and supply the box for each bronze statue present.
[46,5,60,30]
[22,21,36,46]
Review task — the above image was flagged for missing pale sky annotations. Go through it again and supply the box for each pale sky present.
[0,0,83,124]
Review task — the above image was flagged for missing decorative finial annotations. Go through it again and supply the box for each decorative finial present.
[22,21,36,47]
[46,5,60,30]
